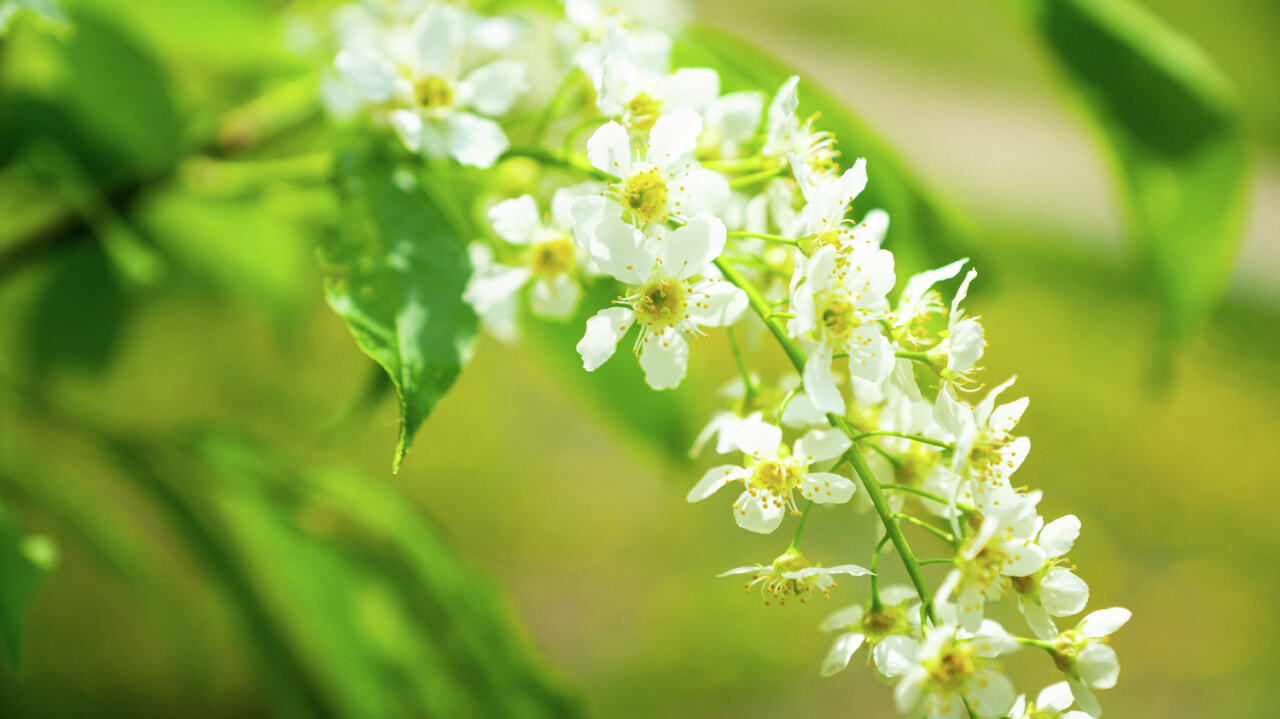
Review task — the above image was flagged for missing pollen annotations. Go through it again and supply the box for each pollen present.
[414,75,453,110]
[622,168,669,225]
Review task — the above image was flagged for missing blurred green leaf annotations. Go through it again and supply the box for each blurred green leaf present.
[673,26,976,275]
[25,241,130,379]
[323,145,478,472]
[136,189,315,320]
[55,9,183,180]
[1012,0,1251,349]
[186,430,581,718]
[0,500,54,675]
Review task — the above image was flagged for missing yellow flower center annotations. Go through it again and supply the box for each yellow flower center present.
[622,168,668,225]
[748,459,800,495]
[415,76,453,110]
[634,278,686,328]
[820,296,860,340]
[627,92,663,132]
[527,237,576,279]
[925,644,977,691]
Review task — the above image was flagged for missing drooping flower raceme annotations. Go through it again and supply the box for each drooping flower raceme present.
[321,1,1130,715]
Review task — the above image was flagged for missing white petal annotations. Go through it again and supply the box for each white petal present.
[1066,677,1102,717]
[648,108,701,169]
[820,632,865,677]
[1001,542,1046,577]
[735,491,784,534]
[589,215,651,284]
[1037,681,1076,712]
[803,344,844,414]
[728,416,782,458]
[660,68,720,109]
[687,278,747,327]
[638,327,689,390]
[687,464,745,502]
[389,109,427,154]
[529,276,581,319]
[875,636,919,678]
[856,208,890,246]
[800,472,857,504]
[587,121,632,176]
[577,307,633,371]
[705,91,764,147]
[570,195,610,250]
[846,326,895,383]
[894,667,926,713]
[409,4,464,75]
[898,258,967,323]
[965,669,1015,718]
[1077,643,1120,689]
[334,44,401,102]
[948,317,984,372]
[661,213,724,278]
[1078,607,1131,639]
[765,75,799,150]
[1041,569,1089,617]
[951,268,978,318]
[1020,598,1059,641]
[989,396,1030,436]
[460,60,526,116]
[794,428,850,464]
[446,112,509,168]
[819,604,863,633]
[488,195,539,244]
[1039,515,1081,558]
[669,167,729,218]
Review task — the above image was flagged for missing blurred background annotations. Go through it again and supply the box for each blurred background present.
[1,0,1277,717]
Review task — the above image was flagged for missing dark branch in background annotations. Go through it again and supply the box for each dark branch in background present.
[0,80,322,284]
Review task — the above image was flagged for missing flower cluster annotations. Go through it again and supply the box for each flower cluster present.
[325,1,1129,716]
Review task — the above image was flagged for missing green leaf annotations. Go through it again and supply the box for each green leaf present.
[185,430,581,719]
[323,145,478,472]
[673,26,977,275]
[1011,0,1251,349]
[0,500,55,674]
[24,240,131,379]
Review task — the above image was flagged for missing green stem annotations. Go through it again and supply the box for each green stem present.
[893,512,957,546]
[787,500,814,551]
[501,146,613,182]
[728,166,787,189]
[774,386,799,426]
[1014,636,1057,652]
[868,533,891,611]
[726,230,799,247]
[715,258,937,623]
[895,351,932,364]
[533,71,579,145]
[725,326,756,401]
[851,429,952,450]
[918,558,957,566]
[881,484,976,514]
[561,116,607,153]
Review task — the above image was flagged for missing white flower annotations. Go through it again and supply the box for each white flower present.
[1012,514,1090,640]
[892,623,1020,719]
[579,111,729,229]
[593,35,720,132]
[463,188,597,339]
[718,549,869,605]
[563,0,678,78]
[786,153,873,253]
[574,213,746,389]
[763,75,838,172]
[687,415,854,533]
[700,91,766,159]
[927,267,985,387]
[818,584,916,677]
[1010,682,1093,719]
[939,487,1046,632]
[1052,608,1131,717]
[788,244,897,413]
[334,4,526,167]
[934,376,1031,500]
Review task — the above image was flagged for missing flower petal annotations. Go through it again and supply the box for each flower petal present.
[794,428,851,464]
[577,307,633,371]
[446,112,509,168]
[460,59,526,116]
[803,343,844,414]
[487,194,539,244]
[735,491,784,534]
[638,326,689,390]
[1078,607,1131,639]
[1038,515,1081,558]
[648,108,701,169]
[800,472,857,505]
[820,632,865,677]
[687,464,746,502]
[587,121,632,176]
[1041,568,1089,617]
